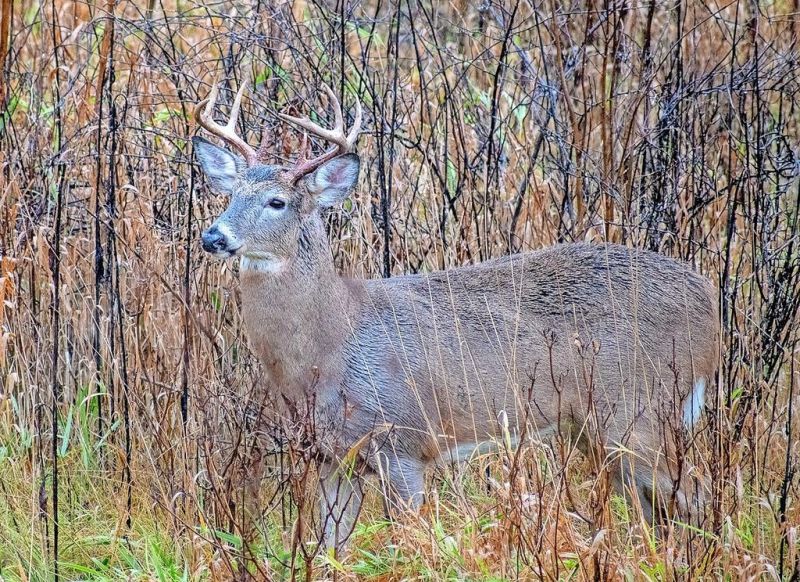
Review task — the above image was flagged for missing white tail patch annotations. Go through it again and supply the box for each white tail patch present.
[683,378,706,429]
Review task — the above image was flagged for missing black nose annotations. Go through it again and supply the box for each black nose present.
[201,226,227,253]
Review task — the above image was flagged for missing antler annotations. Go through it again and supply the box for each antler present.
[194,81,261,166]
[278,83,362,183]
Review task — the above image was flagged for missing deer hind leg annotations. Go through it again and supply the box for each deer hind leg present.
[609,421,707,528]
[611,448,665,526]
[373,451,427,516]
[317,460,365,551]
[616,456,708,530]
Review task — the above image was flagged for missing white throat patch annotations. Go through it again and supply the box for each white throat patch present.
[240,253,286,274]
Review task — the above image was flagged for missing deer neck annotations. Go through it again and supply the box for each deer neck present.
[237,226,362,396]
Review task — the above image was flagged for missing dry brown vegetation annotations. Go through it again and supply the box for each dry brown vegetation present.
[1,0,800,580]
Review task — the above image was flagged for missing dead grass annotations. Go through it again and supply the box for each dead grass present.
[1,0,800,579]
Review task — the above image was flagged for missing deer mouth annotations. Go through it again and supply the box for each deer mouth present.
[221,247,243,259]
[204,245,243,260]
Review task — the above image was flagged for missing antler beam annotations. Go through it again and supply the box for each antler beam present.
[279,83,363,183]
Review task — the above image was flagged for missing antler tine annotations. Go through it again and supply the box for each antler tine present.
[194,81,258,166]
[203,82,220,118]
[346,98,363,150]
[226,81,247,131]
[256,131,271,163]
[321,83,344,135]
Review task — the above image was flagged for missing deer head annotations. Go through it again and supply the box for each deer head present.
[193,82,362,269]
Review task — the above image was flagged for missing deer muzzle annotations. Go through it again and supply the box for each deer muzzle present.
[201,224,241,257]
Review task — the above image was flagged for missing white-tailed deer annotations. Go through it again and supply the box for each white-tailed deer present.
[193,82,719,549]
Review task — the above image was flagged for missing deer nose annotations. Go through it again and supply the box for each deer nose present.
[201,226,227,252]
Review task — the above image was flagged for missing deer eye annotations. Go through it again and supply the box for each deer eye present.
[267,198,286,210]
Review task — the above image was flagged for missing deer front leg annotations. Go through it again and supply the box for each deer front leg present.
[317,460,364,552]
[374,452,427,516]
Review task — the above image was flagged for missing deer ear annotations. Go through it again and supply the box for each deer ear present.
[308,153,360,208]
[193,136,246,194]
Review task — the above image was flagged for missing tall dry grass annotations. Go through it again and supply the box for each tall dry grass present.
[1,0,799,579]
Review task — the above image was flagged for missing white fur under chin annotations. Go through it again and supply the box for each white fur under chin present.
[240,253,286,274]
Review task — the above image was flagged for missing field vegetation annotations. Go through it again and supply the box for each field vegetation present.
[1,0,800,579]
